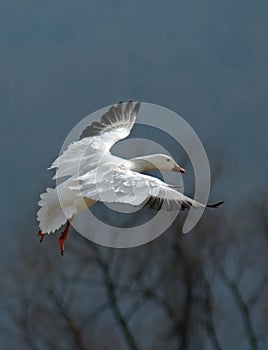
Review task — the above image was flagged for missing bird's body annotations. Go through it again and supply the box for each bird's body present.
[37,101,223,254]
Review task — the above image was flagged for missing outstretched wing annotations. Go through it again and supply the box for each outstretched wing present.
[69,168,223,211]
[80,101,140,145]
[49,101,141,179]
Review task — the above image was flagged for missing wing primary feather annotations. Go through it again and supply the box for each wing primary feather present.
[125,101,132,119]
[181,201,192,211]
[132,102,141,119]
[79,101,140,140]
[206,201,224,208]
[143,196,164,210]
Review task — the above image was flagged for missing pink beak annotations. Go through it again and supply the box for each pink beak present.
[172,164,186,173]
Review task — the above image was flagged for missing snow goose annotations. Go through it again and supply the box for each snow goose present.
[37,101,223,254]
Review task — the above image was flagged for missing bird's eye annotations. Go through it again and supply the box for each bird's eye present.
[166,159,171,162]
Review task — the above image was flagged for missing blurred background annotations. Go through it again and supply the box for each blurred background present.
[1,1,268,349]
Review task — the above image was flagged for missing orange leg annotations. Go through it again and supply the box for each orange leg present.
[38,230,46,243]
[58,219,72,256]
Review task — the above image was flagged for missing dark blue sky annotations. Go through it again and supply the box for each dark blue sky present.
[1,0,268,260]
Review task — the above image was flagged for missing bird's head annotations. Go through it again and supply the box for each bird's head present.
[136,154,186,173]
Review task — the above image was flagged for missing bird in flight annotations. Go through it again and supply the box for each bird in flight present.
[37,101,223,255]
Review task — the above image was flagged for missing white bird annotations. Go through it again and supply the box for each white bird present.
[37,101,223,254]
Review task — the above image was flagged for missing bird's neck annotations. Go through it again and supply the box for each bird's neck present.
[126,156,157,172]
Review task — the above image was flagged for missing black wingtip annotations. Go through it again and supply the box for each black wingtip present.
[207,201,224,208]
[143,196,164,211]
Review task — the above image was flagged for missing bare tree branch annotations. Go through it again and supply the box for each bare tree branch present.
[218,268,258,350]
[202,277,222,350]
[48,289,87,350]
[91,245,139,350]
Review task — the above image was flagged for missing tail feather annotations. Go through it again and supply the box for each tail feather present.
[37,186,77,234]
